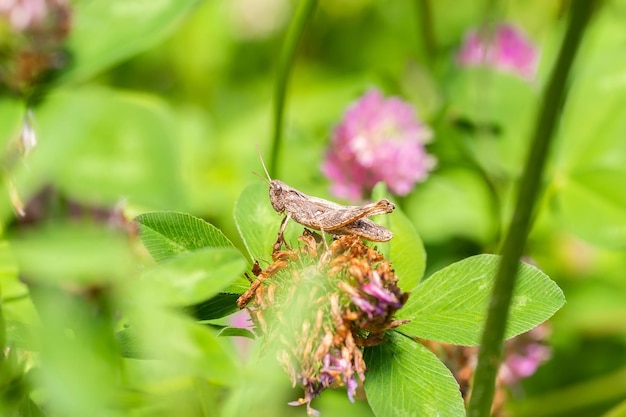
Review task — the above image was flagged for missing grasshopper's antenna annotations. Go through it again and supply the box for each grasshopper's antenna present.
[255,143,272,182]
[252,171,270,185]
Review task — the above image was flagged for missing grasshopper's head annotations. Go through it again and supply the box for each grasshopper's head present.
[379,198,396,213]
[269,179,289,213]
[255,147,288,214]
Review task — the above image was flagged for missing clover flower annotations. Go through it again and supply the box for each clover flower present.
[457,23,539,82]
[499,325,551,385]
[1,0,48,31]
[322,89,435,201]
[0,0,72,96]
[238,232,409,416]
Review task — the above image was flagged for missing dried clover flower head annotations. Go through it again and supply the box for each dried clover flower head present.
[238,231,409,416]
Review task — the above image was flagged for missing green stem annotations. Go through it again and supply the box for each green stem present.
[269,0,318,178]
[415,0,436,67]
[0,299,5,362]
[467,2,597,416]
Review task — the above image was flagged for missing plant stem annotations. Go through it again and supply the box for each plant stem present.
[416,0,436,67]
[269,0,317,178]
[467,2,597,416]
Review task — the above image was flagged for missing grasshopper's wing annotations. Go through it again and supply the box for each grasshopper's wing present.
[331,218,393,242]
[306,197,394,231]
[287,196,389,231]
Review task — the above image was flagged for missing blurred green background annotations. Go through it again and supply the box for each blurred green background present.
[1,0,626,416]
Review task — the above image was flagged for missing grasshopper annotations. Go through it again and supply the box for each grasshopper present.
[257,152,395,248]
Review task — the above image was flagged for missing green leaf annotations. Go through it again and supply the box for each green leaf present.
[30,286,121,416]
[555,169,626,249]
[364,331,465,417]
[388,204,426,292]
[188,293,241,320]
[20,88,181,209]
[397,254,565,346]
[135,211,235,263]
[234,183,296,262]
[116,327,143,359]
[60,0,199,83]
[4,320,39,351]
[217,327,256,339]
[0,96,23,151]
[140,247,247,306]
[10,221,134,286]
[0,241,40,337]
[552,96,626,249]
[16,397,47,417]
[552,42,626,248]
[372,183,426,292]
[127,308,239,385]
[604,397,626,417]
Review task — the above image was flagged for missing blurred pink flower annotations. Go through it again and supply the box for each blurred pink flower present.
[0,0,71,95]
[322,89,434,201]
[457,23,539,81]
[499,343,551,385]
[229,309,254,360]
[499,324,551,385]
[0,0,68,32]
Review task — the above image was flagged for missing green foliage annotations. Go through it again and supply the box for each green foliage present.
[61,0,200,84]
[4,88,182,222]
[364,331,465,417]
[406,169,498,244]
[386,203,427,292]
[0,0,623,416]
[11,221,134,286]
[548,7,626,249]
[40,88,181,208]
[140,247,247,305]
[234,183,280,263]
[136,211,236,262]
[0,97,22,151]
[372,183,427,291]
[397,254,565,345]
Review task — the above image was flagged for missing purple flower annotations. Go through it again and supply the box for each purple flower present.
[319,350,357,402]
[346,375,358,403]
[361,271,402,307]
[457,23,539,82]
[322,89,434,201]
[348,294,378,319]
[500,342,551,385]
[347,270,404,322]
[289,350,355,416]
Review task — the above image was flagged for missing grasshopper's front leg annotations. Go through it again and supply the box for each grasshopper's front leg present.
[318,225,330,252]
[273,213,292,251]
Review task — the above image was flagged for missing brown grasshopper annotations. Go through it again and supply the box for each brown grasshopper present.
[257,152,395,248]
